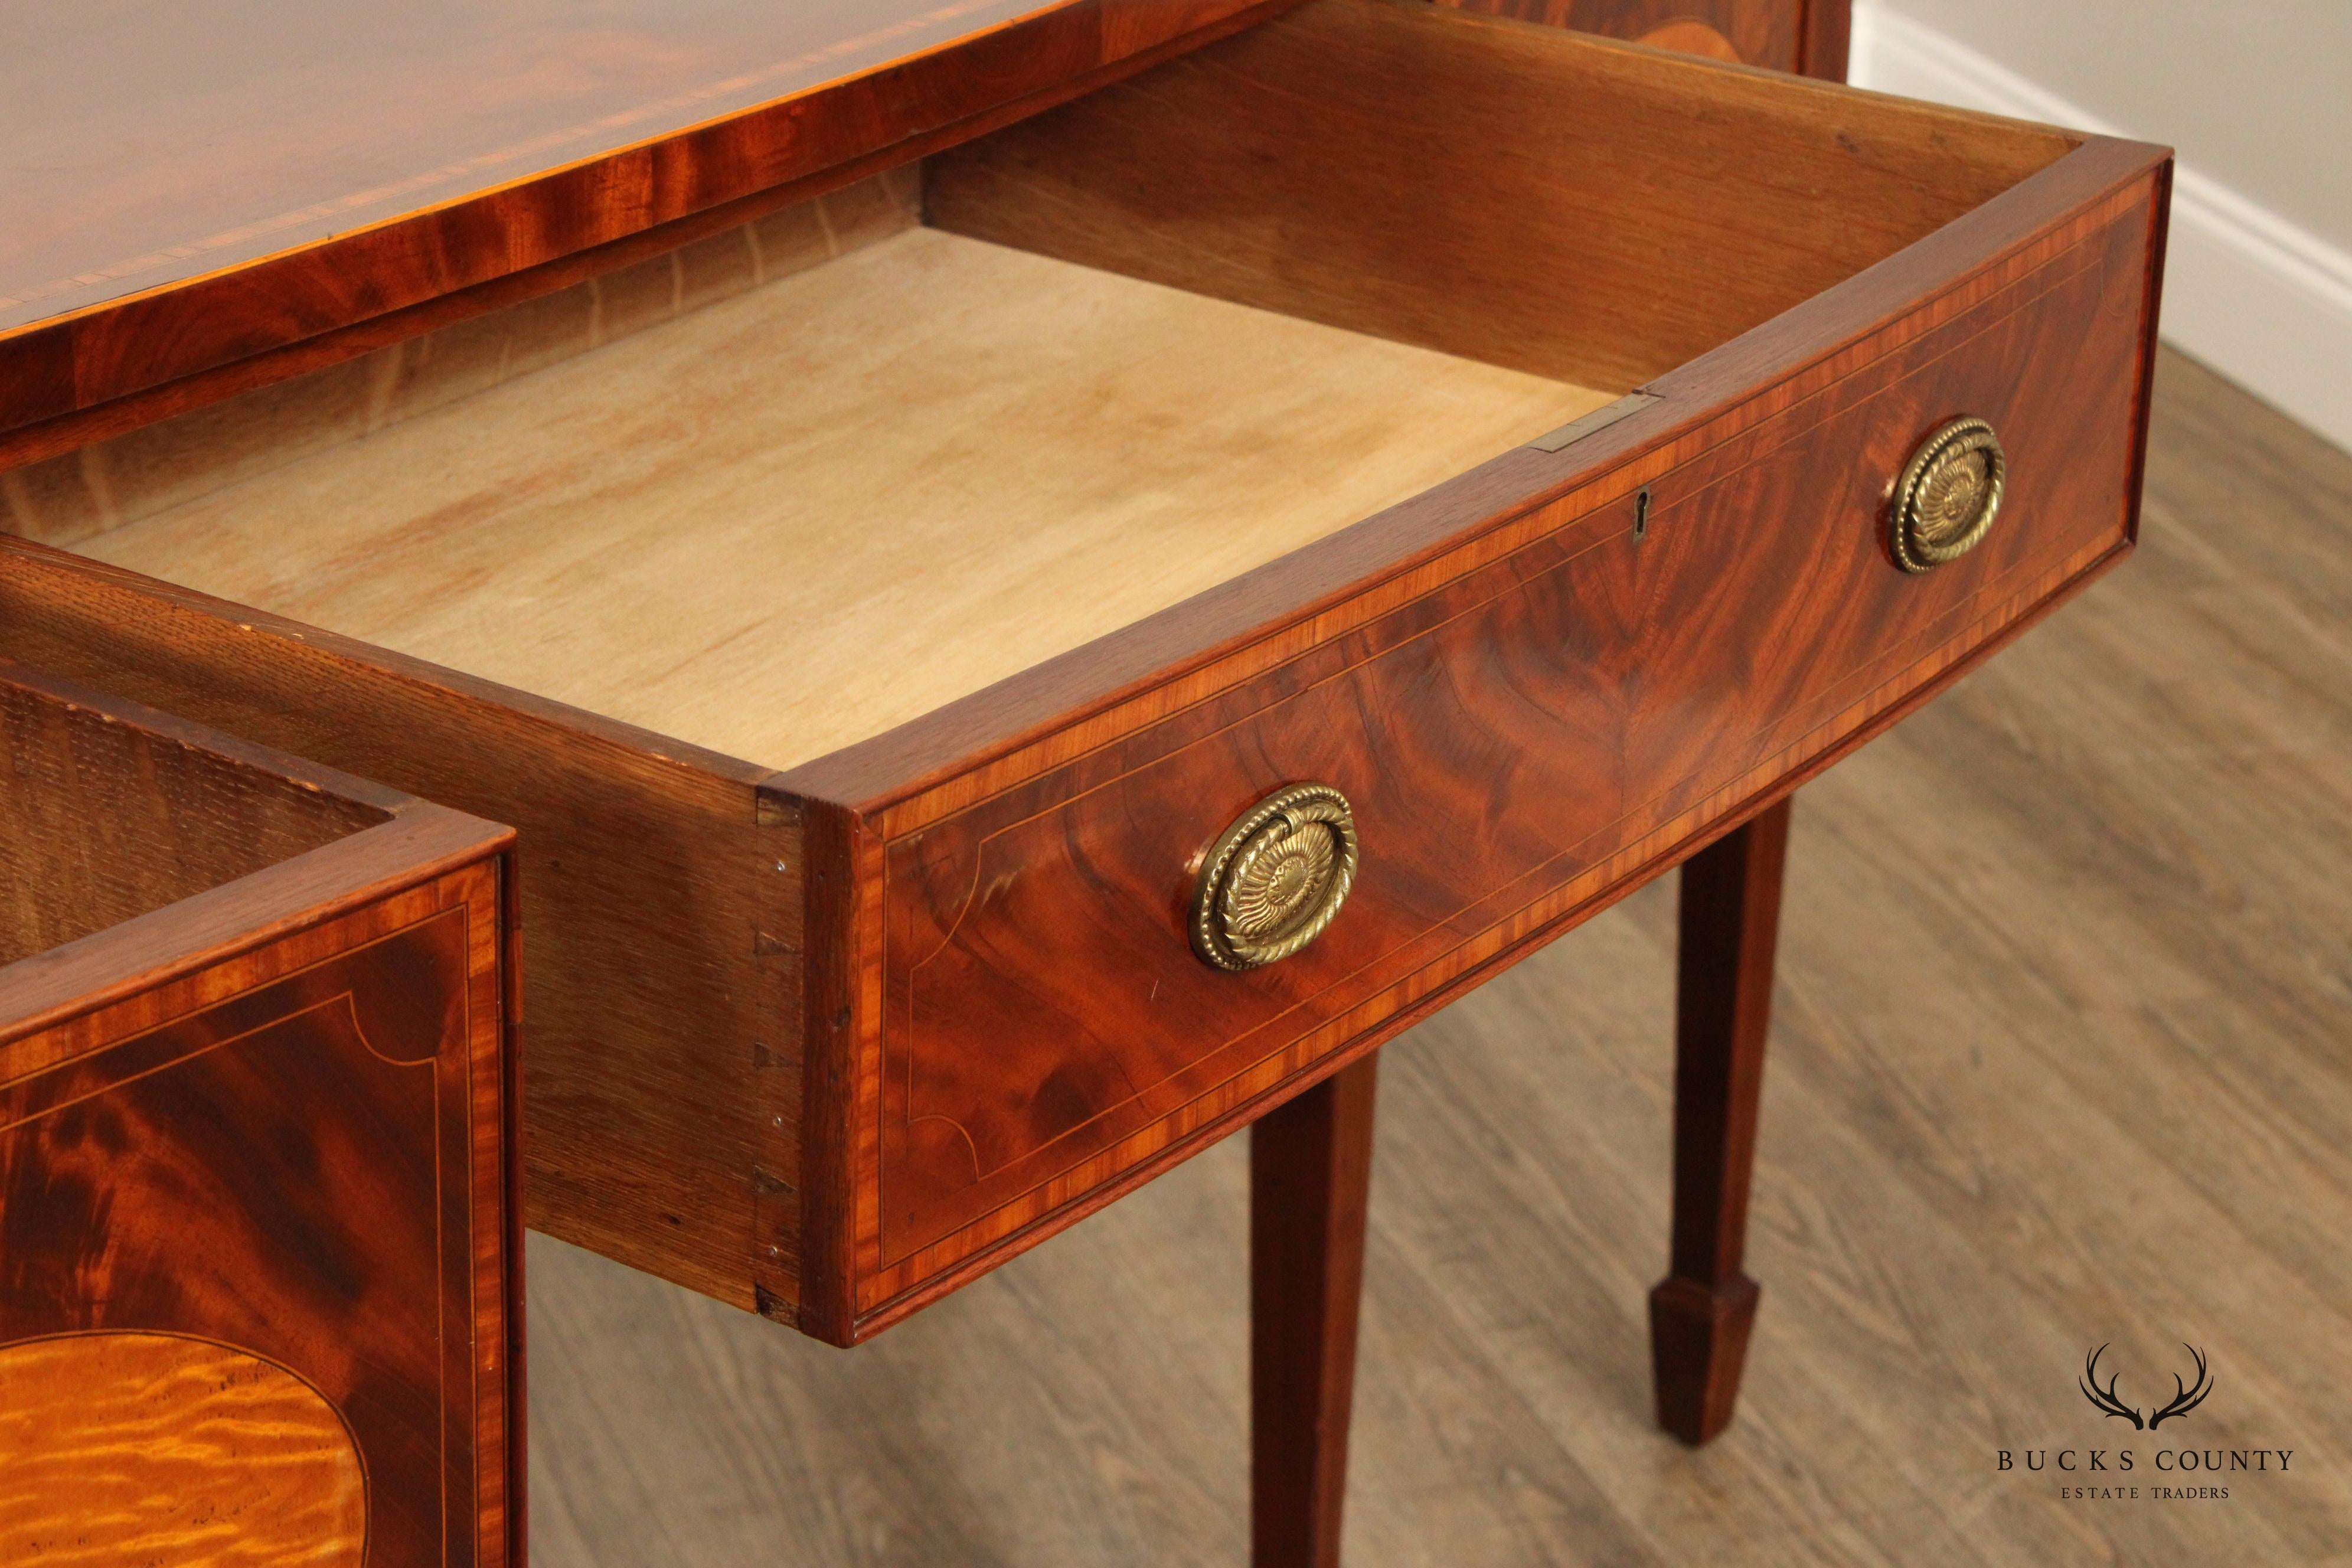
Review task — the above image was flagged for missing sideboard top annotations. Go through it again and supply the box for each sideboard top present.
[0,0,1281,438]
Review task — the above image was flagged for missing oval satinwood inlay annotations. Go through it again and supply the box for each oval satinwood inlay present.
[0,1332,365,1567]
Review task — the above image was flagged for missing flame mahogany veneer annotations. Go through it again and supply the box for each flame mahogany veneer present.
[0,0,2167,1344]
[0,662,520,1566]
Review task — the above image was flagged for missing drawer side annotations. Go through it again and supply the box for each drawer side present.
[0,553,803,1316]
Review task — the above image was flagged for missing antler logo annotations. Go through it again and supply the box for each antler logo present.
[2079,1343,2214,1430]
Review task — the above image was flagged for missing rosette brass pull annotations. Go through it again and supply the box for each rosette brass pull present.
[1889,416,2006,574]
[1191,783,1360,972]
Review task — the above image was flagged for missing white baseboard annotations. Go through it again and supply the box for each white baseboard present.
[1851,0,2352,453]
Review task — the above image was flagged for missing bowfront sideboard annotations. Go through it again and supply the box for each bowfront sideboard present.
[0,0,2165,1559]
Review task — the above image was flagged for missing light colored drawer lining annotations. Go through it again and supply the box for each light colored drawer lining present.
[81,226,1614,771]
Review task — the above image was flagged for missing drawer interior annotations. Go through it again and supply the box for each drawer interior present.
[71,213,1603,770]
[0,669,389,965]
[30,0,2076,774]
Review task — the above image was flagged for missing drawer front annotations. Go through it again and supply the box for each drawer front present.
[854,174,2152,1316]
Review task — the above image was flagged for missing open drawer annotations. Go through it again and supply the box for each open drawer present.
[0,0,2167,1341]
[0,659,518,1562]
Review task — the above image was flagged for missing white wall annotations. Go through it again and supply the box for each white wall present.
[1851,0,2352,451]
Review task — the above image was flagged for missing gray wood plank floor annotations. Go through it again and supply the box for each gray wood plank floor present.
[527,350,2352,1566]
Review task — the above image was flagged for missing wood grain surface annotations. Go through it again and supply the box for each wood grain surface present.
[0,0,1295,438]
[800,147,2168,818]
[0,668,386,965]
[0,1333,365,1567]
[0,0,2164,1328]
[926,0,2067,391]
[1251,1053,1381,1568]
[1650,799,1789,1445]
[1,864,515,1567]
[1431,0,1792,68]
[835,159,2161,1329]
[1430,0,1853,79]
[75,230,1606,769]
[1431,0,1850,78]
[1796,0,1850,79]
[0,534,793,1316]
[520,346,2352,1567]
[0,664,501,1050]
[0,169,918,551]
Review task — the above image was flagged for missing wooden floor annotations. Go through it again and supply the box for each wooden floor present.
[527,350,2352,1566]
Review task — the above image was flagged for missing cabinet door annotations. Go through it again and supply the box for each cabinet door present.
[0,659,520,1567]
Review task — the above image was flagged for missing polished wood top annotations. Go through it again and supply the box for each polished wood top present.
[3,0,1038,333]
[0,0,1284,436]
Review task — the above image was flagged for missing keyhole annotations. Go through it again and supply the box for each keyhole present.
[1634,486,1653,541]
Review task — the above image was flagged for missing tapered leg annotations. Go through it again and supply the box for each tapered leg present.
[1252,1050,1380,1568]
[1651,797,1791,1445]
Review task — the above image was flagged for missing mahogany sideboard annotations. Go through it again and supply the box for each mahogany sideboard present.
[0,0,2165,1559]
[0,660,520,1564]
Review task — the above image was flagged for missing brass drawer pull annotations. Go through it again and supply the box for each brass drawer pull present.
[1191,783,1360,971]
[1890,416,2006,573]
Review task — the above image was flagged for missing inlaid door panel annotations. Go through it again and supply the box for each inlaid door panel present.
[0,661,517,1567]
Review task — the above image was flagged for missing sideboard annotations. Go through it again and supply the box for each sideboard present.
[0,0,2166,1559]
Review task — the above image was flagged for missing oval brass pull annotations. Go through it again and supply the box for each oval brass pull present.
[1191,783,1360,972]
[1889,416,2006,574]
